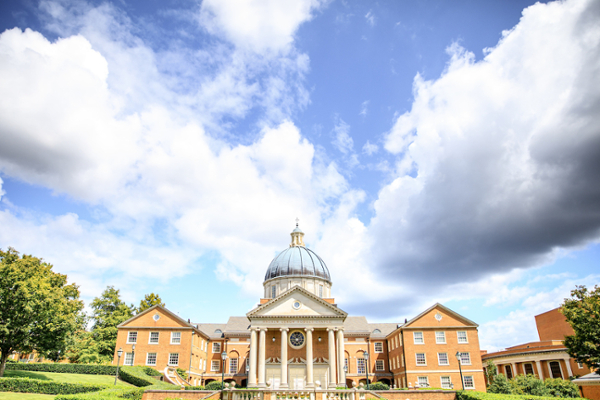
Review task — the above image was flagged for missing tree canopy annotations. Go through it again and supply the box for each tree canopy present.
[561,284,600,370]
[90,286,134,360]
[0,248,83,376]
[138,292,165,313]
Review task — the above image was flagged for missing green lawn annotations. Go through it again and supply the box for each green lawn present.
[0,393,55,399]
[3,370,131,387]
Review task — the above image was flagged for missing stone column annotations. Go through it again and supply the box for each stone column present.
[564,358,573,377]
[512,363,517,377]
[258,328,267,387]
[536,361,544,380]
[249,328,258,387]
[328,328,337,388]
[306,328,314,388]
[280,328,289,388]
[337,329,345,385]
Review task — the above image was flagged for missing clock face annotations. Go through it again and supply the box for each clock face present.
[289,331,305,348]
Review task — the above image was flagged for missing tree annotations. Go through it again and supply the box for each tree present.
[487,373,513,394]
[485,360,498,386]
[137,293,165,313]
[561,285,600,370]
[511,374,550,397]
[545,378,580,398]
[0,248,83,376]
[90,286,134,360]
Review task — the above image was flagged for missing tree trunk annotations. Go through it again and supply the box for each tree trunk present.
[0,351,9,377]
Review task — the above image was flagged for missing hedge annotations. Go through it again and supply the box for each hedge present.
[0,377,107,395]
[456,389,580,400]
[6,362,117,375]
[184,385,205,390]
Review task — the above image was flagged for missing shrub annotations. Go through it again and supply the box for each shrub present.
[205,380,224,390]
[488,374,513,395]
[368,382,390,390]
[511,374,550,397]
[544,379,580,398]
[176,367,188,380]
[5,362,117,375]
[184,385,205,390]
[457,389,579,400]
[0,377,106,395]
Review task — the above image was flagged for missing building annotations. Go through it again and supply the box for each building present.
[482,308,592,380]
[114,223,486,390]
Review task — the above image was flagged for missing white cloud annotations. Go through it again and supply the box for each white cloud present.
[362,141,378,156]
[332,118,354,155]
[199,0,326,54]
[365,10,375,27]
[359,100,369,116]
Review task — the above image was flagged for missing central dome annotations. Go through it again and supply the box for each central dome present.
[264,245,331,283]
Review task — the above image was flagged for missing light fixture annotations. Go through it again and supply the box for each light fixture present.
[318,337,322,342]
[114,348,123,386]
[221,351,227,391]
[363,352,369,390]
[272,337,276,342]
[455,351,464,390]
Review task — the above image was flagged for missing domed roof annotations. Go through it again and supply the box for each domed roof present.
[264,245,331,283]
[264,222,331,283]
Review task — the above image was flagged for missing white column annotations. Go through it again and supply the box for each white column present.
[306,328,314,388]
[535,361,544,380]
[337,329,345,385]
[249,328,258,387]
[512,363,517,377]
[280,328,289,388]
[564,358,573,377]
[328,328,337,387]
[258,328,267,387]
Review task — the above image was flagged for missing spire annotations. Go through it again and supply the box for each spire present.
[290,218,305,247]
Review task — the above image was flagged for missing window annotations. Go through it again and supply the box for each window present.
[171,332,181,344]
[357,358,366,374]
[413,332,424,344]
[229,358,238,374]
[374,342,383,353]
[435,331,446,344]
[459,352,471,365]
[417,376,428,387]
[457,331,468,343]
[376,360,384,371]
[149,332,159,344]
[441,376,452,389]
[401,354,404,367]
[416,353,426,366]
[396,335,400,348]
[124,352,134,366]
[319,285,323,298]
[463,375,474,389]
[146,353,157,366]
[505,365,513,379]
[211,360,220,372]
[578,362,583,369]
[212,342,221,353]
[524,363,534,375]
[127,331,137,344]
[438,352,449,365]
[168,353,179,366]
[271,285,276,298]
[549,361,563,379]
[392,358,396,370]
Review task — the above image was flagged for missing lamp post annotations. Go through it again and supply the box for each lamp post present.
[131,344,135,366]
[114,348,123,385]
[455,352,464,391]
[344,365,348,389]
[364,352,369,390]
[221,351,227,390]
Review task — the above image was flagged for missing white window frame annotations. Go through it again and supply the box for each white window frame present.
[435,331,446,344]
[376,360,384,371]
[416,353,426,366]
[374,342,383,353]
[170,332,181,344]
[124,352,134,366]
[401,354,404,367]
[392,358,396,370]
[438,352,449,365]
[168,353,179,366]
[413,331,424,344]
[459,352,471,365]
[578,362,583,369]
[149,332,159,344]
[146,353,157,366]
[127,331,137,344]
[417,376,429,387]
[441,376,452,389]
[211,360,220,372]
[212,342,221,353]
[463,375,474,389]
[357,358,366,374]
[229,357,238,374]
[271,285,276,298]
[457,331,468,344]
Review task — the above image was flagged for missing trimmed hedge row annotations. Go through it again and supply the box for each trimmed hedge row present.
[6,362,117,375]
[0,377,107,395]
[56,387,146,400]
[456,389,580,400]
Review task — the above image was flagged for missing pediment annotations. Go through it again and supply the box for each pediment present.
[247,286,347,319]
[404,303,478,328]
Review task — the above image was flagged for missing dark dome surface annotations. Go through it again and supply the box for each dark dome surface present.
[264,246,331,283]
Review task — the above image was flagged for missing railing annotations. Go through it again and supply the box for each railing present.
[226,388,370,400]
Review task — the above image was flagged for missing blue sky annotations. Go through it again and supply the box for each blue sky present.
[1,0,599,352]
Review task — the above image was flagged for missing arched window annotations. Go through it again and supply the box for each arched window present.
[373,329,381,334]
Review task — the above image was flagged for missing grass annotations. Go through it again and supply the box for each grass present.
[3,370,132,387]
[0,392,55,399]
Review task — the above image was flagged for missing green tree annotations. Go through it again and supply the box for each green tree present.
[0,248,84,376]
[485,360,498,386]
[137,293,165,313]
[561,285,600,370]
[90,286,134,360]
[545,378,580,398]
[487,373,513,394]
[511,374,550,397]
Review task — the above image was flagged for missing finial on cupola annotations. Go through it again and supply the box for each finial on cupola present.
[290,218,305,247]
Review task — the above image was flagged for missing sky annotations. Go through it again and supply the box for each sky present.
[0,0,599,352]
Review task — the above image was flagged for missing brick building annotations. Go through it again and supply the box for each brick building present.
[114,223,486,390]
[482,308,592,381]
